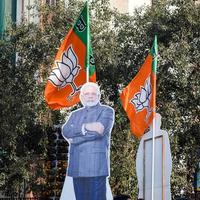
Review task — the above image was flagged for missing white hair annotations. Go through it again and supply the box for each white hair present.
[80,82,100,96]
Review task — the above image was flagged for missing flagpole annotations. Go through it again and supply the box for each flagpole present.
[151,114,156,200]
[86,0,90,82]
[151,35,157,200]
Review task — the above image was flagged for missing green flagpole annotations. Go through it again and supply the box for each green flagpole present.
[86,0,90,82]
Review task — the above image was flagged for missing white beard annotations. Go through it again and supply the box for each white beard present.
[81,98,99,107]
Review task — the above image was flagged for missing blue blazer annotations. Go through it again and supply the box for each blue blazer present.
[62,103,115,177]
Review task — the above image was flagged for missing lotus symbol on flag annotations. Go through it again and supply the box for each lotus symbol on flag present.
[130,76,152,112]
[48,45,81,96]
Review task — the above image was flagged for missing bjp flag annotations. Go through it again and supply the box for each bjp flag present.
[120,36,158,138]
[45,2,96,110]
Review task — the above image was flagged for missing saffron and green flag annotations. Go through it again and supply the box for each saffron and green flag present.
[45,2,96,110]
[120,36,158,138]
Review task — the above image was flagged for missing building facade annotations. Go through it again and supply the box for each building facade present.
[0,0,63,36]
[110,0,129,13]
[110,0,152,14]
[0,0,158,36]
[0,0,16,36]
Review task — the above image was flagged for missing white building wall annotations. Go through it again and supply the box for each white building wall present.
[15,0,154,24]
[16,0,40,24]
[65,0,152,15]
[110,0,129,13]
[128,0,152,15]
[109,0,152,15]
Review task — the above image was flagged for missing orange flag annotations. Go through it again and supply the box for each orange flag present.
[45,2,96,110]
[120,36,158,138]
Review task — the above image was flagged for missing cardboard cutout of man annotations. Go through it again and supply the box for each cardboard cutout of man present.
[136,113,172,200]
[62,82,115,200]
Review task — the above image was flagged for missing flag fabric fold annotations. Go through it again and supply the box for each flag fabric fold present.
[120,36,158,138]
[45,2,96,110]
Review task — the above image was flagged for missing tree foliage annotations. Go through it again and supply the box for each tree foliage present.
[0,0,199,199]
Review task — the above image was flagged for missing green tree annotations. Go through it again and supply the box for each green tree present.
[112,0,200,198]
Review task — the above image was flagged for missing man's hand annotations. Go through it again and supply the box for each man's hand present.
[85,122,105,134]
